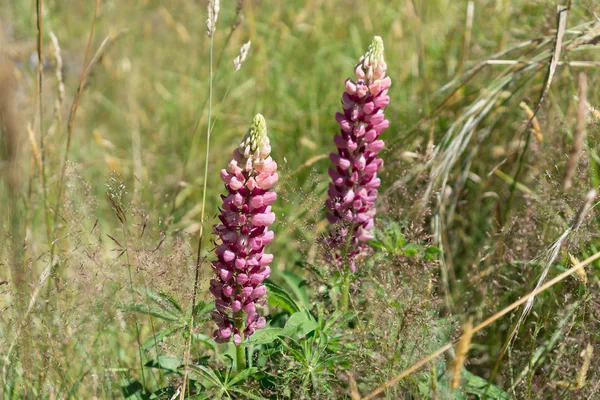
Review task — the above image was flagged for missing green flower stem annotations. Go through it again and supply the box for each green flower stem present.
[234,311,246,372]
[340,272,350,312]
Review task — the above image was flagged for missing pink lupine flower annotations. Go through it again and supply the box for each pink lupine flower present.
[326,36,391,272]
[211,114,277,345]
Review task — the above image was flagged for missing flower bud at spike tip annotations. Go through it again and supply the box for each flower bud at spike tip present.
[325,36,391,273]
[211,114,277,345]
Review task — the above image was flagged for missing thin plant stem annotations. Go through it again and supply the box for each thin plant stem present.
[36,0,51,248]
[234,311,246,372]
[121,219,146,387]
[340,272,350,312]
[180,22,215,400]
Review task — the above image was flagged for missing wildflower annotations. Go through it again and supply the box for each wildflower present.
[211,114,277,345]
[326,36,391,272]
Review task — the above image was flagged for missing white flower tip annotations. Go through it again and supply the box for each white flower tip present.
[239,113,271,161]
[363,36,385,69]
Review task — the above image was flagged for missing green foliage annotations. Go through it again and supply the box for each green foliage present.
[370,217,441,259]
[2,0,600,398]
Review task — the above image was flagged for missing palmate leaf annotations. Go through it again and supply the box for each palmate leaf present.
[134,286,184,317]
[122,304,181,322]
[229,387,265,400]
[142,326,184,350]
[227,367,258,387]
[281,310,318,338]
[120,378,146,399]
[188,364,221,388]
[192,301,215,320]
[265,279,300,314]
[462,369,510,399]
[144,356,183,374]
[192,333,218,352]
[246,327,283,345]
[280,270,310,309]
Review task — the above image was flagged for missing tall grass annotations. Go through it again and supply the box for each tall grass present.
[1,0,599,398]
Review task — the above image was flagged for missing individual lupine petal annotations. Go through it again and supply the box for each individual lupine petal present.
[262,191,277,205]
[374,94,390,108]
[261,230,275,244]
[237,273,248,285]
[334,135,347,148]
[243,302,256,315]
[211,114,276,345]
[367,111,385,125]
[364,162,379,175]
[373,120,389,132]
[218,326,231,339]
[251,285,267,300]
[249,273,265,285]
[229,176,243,190]
[259,254,273,266]
[368,140,385,152]
[345,78,357,94]
[255,317,266,329]
[325,36,390,273]
[233,331,242,346]
[232,299,242,312]
[241,286,253,300]
[330,153,351,170]
[363,101,376,114]
[256,172,278,190]
[251,212,275,226]
[234,258,246,270]
[336,113,353,132]
[250,195,264,209]
[222,285,234,297]
[364,129,377,142]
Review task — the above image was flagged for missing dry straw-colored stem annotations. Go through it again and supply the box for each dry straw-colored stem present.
[362,249,600,399]
[576,343,593,389]
[563,72,588,191]
[450,318,473,389]
[519,101,543,142]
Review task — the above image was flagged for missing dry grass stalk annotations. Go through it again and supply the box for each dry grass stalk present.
[576,343,593,389]
[206,0,220,37]
[568,253,587,284]
[457,1,474,73]
[347,372,362,400]
[362,249,600,399]
[48,32,65,132]
[450,318,473,389]
[27,123,42,173]
[519,101,543,142]
[563,72,588,191]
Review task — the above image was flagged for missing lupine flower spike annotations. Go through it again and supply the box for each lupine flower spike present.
[211,114,278,346]
[326,36,391,273]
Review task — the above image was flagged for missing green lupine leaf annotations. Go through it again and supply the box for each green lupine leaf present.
[281,311,317,338]
[122,304,180,321]
[265,279,300,314]
[142,326,184,350]
[246,328,283,345]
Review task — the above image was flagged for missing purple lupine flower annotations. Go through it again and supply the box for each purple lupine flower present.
[326,36,391,272]
[211,114,277,346]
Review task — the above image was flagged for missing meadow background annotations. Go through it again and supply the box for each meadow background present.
[1,0,600,398]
